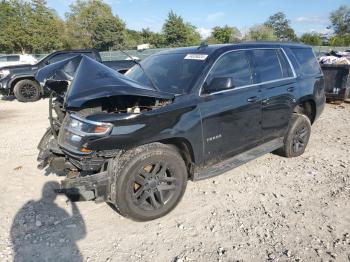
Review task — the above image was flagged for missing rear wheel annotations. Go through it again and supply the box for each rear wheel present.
[275,114,311,158]
[13,79,41,102]
[109,143,187,221]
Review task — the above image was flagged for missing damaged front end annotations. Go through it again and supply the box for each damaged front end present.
[36,55,174,202]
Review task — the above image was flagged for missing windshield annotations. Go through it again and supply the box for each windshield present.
[125,53,207,94]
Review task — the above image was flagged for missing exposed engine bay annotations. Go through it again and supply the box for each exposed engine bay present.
[36,55,174,182]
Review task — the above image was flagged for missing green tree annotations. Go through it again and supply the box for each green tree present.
[140,28,166,47]
[329,34,350,46]
[65,0,125,50]
[329,5,350,36]
[162,11,201,47]
[0,0,62,53]
[246,24,278,41]
[265,12,297,41]
[0,1,14,52]
[28,0,64,52]
[300,33,322,46]
[124,29,143,49]
[209,25,241,44]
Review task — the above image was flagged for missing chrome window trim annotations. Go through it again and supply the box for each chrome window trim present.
[199,47,297,97]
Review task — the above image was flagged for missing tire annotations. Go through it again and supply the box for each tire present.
[13,79,41,102]
[109,143,188,221]
[275,114,312,158]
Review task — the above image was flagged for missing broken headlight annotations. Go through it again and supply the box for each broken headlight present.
[58,114,113,154]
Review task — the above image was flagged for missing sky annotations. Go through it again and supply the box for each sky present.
[47,0,349,38]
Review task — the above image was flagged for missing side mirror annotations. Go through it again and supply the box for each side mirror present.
[203,77,234,94]
[45,60,50,65]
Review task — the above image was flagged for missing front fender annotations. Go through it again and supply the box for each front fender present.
[84,104,204,164]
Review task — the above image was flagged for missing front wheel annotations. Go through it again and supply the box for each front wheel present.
[275,114,311,158]
[109,143,188,221]
[13,79,41,102]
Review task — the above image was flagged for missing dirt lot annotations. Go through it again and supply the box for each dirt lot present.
[0,98,349,262]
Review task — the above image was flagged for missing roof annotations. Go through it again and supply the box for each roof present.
[155,42,310,56]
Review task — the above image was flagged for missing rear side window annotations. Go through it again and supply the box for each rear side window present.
[207,50,253,88]
[252,49,284,82]
[6,55,20,62]
[49,53,79,64]
[277,49,294,78]
[290,48,320,76]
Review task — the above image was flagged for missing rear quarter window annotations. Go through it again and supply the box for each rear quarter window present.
[290,48,321,76]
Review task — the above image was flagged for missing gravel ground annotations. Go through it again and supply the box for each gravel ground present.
[0,98,349,262]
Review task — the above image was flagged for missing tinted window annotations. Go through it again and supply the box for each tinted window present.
[206,50,252,89]
[277,49,294,78]
[290,48,320,76]
[0,56,6,62]
[49,53,79,64]
[253,49,284,82]
[7,55,20,62]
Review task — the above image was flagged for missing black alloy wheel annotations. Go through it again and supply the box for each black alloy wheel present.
[275,114,311,158]
[110,143,187,221]
[13,79,41,102]
[19,83,38,100]
[292,124,309,154]
[131,162,178,211]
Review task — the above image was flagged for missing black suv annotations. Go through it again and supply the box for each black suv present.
[0,49,101,102]
[36,42,325,221]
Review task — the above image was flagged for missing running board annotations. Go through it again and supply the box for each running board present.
[193,137,284,181]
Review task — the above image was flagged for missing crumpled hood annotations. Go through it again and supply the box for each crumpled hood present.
[35,55,174,109]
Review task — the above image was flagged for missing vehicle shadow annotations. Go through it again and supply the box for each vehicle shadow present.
[10,181,86,262]
[0,95,16,101]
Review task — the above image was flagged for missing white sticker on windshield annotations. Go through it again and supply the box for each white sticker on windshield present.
[184,54,208,60]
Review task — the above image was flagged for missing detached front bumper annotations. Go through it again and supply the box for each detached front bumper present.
[0,83,10,95]
[59,171,110,202]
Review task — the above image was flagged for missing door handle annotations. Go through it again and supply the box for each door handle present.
[287,87,295,92]
[247,96,258,103]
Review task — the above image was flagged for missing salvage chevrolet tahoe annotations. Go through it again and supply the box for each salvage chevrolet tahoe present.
[36,42,325,221]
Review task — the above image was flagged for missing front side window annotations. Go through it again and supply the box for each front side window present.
[205,50,253,91]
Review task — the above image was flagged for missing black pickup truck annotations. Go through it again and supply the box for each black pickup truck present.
[0,49,135,102]
[36,42,325,221]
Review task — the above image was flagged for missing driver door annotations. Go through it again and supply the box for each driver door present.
[198,50,262,163]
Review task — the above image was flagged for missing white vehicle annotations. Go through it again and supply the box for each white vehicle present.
[0,54,37,68]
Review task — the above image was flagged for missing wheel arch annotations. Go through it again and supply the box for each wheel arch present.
[158,137,196,179]
[293,98,316,124]
[10,76,42,94]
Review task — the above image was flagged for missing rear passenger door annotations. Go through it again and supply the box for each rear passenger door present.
[199,50,262,162]
[251,49,297,141]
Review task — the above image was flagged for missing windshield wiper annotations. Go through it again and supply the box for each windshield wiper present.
[119,49,160,91]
